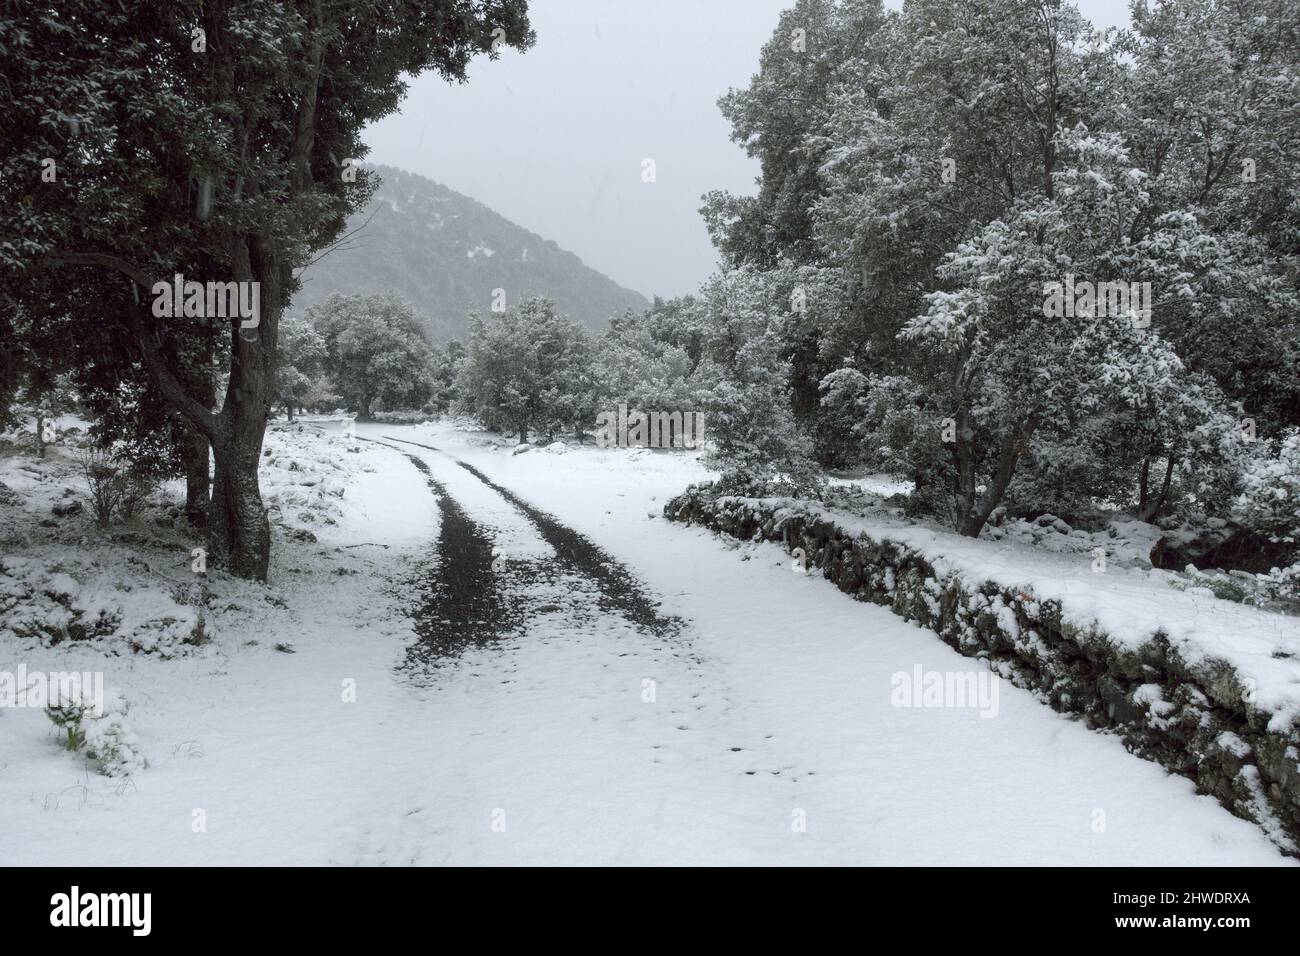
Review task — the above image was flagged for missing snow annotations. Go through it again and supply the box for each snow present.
[0,418,1293,865]
[765,501,1300,729]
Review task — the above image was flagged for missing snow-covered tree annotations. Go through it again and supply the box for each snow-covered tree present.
[308,293,436,421]
[277,315,328,421]
[692,267,818,493]
[458,298,595,443]
[902,130,1250,535]
[1236,430,1300,548]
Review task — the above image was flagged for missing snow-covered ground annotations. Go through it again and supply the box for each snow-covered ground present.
[0,418,1293,865]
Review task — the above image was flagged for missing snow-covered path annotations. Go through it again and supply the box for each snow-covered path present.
[0,420,1290,865]
[347,423,1288,865]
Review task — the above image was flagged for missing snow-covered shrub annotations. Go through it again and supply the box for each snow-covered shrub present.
[1236,430,1300,548]
[1255,564,1300,609]
[83,692,145,777]
[45,691,91,752]
[1234,431,1300,605]
[0,555,208,655]
[46,689,145,777]
[814,366,873,470]
[842,374,957,523]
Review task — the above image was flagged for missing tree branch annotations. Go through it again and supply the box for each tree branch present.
[53,251,222,439]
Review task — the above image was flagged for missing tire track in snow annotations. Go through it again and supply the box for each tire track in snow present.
[380,434,683,638]
[387,449,518,666]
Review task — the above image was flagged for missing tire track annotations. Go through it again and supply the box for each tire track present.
[381,434,683,638]
[363,435,682,674]
[375,448,520,667]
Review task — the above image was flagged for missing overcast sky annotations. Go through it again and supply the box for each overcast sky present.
[363,0,1135,302]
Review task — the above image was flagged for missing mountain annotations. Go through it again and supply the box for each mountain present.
[292,165,649,342]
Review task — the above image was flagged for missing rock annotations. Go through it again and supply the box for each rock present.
[512,443,532,456]
[51,498,82,517]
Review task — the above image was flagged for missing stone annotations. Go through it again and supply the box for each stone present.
[51,498,81,517]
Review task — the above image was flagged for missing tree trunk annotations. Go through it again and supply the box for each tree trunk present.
[182,374,214,527]
[207,434,271,580]
[1139,457,1174,522]
[35,414,46,458]
[286,402,294,423]
[202,240,280,581]
[183,426,210,527]
[958,418,1039,538]
[1138,457,1150,515]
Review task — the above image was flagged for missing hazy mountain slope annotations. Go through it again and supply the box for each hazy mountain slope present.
[293,165,649,341]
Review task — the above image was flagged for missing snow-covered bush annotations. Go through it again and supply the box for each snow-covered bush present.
[1235,431,1300,605]
[838,374,954,521]
[46,689,144,777]
[1236,431,1300,548]
[815,365,873,470]
[45,692,90,752]
[83,692,145,777]
[0,555,207,655]
[1255,564,1300,609]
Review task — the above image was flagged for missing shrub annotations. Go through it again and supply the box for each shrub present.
[79,445,162,526]
[1235,430,1300,550]
[45,689,144,777]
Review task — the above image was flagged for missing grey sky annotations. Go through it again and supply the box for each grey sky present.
[363,0,1135,302]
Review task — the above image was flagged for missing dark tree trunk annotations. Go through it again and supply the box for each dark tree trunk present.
[1138,457,1151,515]
[183,426,210,527]
[182,374,214,527]
[286,402,295,423]
[208,436,271,580]
[958,418,1039,538]
[202,239,281,581]
[1139,457,1174,522]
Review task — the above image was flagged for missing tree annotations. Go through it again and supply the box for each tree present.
[458,297,594,443]
[692,267,817,492]
[1115,0,1300,435]
[1236,430,1300,550]
[596,300,701,418]
[276,313,327,421]
[902,130,1259,536]
[690,0,1288,539]
[429,339,465,416]
[1,0,534,579]
[309,293,435,420]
